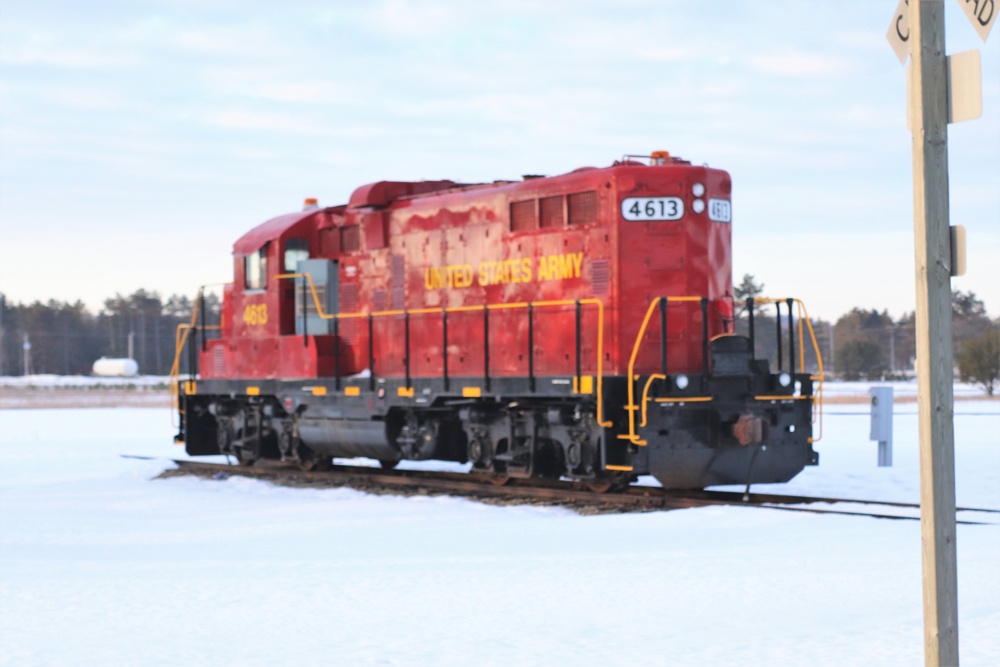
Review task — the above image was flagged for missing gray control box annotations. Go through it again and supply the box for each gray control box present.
[295,259,339,335]
[870,386,894,467]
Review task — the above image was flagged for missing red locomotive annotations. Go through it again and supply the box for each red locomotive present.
[173,151,822,490]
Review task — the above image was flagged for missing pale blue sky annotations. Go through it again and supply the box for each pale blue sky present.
[1,0,997,321]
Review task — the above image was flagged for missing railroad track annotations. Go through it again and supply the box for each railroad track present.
[125,455,999,524]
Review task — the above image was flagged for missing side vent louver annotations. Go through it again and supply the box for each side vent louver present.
[591,259,610,297]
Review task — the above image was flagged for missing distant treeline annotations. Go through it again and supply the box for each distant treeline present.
[0,290,219,377]
[0,282,997,393]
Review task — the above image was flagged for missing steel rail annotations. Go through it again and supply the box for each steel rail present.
[124,456,998,524]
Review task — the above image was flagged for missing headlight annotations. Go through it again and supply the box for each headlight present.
[692,199,706,213]
[692,182,705,197]
[778,372,792,387]
[675,374,689,390]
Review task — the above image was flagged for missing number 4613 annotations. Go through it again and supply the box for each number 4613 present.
[243,303,268,326]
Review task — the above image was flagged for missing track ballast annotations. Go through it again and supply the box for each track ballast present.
[131,456,999,524]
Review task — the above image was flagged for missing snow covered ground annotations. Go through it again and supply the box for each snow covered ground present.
[0,374,171,388]
[1,402,998,666]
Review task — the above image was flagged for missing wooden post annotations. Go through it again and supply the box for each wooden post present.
[909,1,959,664]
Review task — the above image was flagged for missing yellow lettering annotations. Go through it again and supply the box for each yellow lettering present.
[538,256,550,280]
[557,254,572,279]
[422,263,479,289]
[521,257,533,282]
[534,253,584,282]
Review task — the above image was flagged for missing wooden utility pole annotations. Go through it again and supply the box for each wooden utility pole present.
[909,1,959,664]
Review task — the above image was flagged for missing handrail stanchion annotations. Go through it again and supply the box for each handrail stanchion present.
[700,297,709,377]
[787,297,796,377]
[199,289,206,353]
[528,303,535,392]
[747,297,755,357]
[575,300,582,387]
[484,306,491,391]
[368,313,375,391]
[442,309,449,392]
[188,318,198,379]
[404,311,411,390]
[333,316,340,391]
[775,301,783,372]
[659,297,668,375]
[301,277,308,347]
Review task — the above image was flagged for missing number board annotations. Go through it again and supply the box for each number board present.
[621,197,684,221]
[708,198,732,222]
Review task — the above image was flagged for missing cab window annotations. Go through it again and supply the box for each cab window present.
[284,238,309,272]
[244,244,268,291]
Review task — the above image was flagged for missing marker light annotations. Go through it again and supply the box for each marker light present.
[692,199,706,214]
[778,372,792,387]
[675,374,690,390]
[692,182,705,197]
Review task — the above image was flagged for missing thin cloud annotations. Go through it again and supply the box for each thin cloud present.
[749,51,856,77]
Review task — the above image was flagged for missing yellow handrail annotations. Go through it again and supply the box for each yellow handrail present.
[749,297,824,442]
[620,295,825,446]
[169,283,230,425]
[619,296,704,445]
[273,272,611,426]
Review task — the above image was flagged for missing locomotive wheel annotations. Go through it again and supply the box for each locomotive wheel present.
[235,447,257,467]
[297,457,319,472]
[295,444,331,472]
[298,456,333,472]
[379,459,399,470]
[490,475,511,487]
[585,481,614,493]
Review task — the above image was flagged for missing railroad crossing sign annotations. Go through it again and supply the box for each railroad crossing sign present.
[888,0,996,64]
[887,0,911,63]
[956,0,997,41]
[891,0,987,125]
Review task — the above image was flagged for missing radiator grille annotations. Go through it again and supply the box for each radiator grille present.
[341,225,361,252]
[391,255,405,309]
[510,200,537,232]
[568,191,597,225]
[213,345,224,376]
[540,195,564,228]
[340,283,359,342]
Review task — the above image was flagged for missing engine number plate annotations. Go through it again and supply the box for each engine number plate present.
[708,198,732,222]
[621,197,684,221]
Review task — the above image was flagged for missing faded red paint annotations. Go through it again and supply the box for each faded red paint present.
[201,155,734,381]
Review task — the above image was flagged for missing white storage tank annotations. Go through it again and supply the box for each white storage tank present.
[92,357,139,378]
